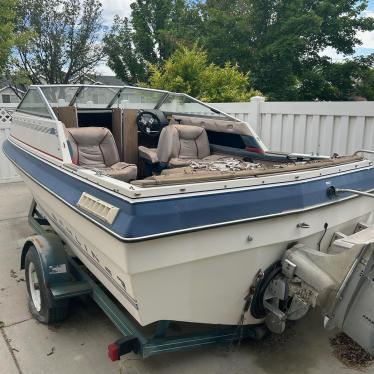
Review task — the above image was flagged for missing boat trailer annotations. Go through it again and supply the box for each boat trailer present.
[20,194,374,360]
[20,201,265,361]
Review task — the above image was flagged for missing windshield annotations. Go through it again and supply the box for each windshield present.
[40,86,79,107]
[39,85,167,110]
[75,86,120,108]
[18,88,53,118]
[26,85,232,120]
[158,93,229,119]
[110,87,167,109]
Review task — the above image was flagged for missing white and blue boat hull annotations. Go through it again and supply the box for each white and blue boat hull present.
[4,138,374,326]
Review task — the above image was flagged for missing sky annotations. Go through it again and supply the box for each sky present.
[96,0,374,75]
[101,0,132,26]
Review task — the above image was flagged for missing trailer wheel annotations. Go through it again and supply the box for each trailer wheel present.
[25,245,68,324]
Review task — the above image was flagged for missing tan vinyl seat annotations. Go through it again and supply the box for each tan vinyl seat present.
[67,127,137,182]
[139,125,211,168]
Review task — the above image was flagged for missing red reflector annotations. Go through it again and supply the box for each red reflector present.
[245,147,264,154]
[108,343,120,361]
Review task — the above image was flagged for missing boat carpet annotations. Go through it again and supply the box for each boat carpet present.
[132,155,364,187]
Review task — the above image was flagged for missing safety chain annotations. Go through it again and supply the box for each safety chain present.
[227,269,264,351]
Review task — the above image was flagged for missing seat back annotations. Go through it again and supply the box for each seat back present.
[157,125,210,163]
[67,127,120,167]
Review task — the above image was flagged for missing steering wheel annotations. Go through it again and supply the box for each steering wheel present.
[136,110,168,137]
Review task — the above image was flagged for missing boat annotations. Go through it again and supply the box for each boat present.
[3,84,374,353]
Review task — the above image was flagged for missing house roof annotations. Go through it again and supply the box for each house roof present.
[0,77,26,93]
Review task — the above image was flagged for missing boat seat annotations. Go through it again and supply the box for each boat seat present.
[67,127,137,182]
[139,124,211,169]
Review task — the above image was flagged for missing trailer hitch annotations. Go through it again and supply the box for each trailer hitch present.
[327,186,374,199]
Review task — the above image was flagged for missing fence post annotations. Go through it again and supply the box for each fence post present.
[250,96,265,136]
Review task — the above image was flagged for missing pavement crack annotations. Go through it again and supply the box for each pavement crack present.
[1,327,24,374]
[0,215,28,223]
[4,317,33,328]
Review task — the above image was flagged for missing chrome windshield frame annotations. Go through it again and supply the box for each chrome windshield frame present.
[156,92,239,122]
[106,85,169,109]
[19,84,238,122]
[37,86,58,120]
[16,86,58,120]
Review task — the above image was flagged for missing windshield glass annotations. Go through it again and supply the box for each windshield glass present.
[40,86,79,107]
[158,93,229,118]
[75,86,120,108]
[111,87,167,109]
[22,85,231,120]
[17,88,53,118]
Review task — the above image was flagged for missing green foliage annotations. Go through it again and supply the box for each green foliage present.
[201,63,262,102]
[15,0,104,84]
[297,54,374,100]
[148,45,261,102]
[356,68,374,100]
[0,0,17,73]
[104,0,201,83]
[104,16,148,83]
[199,0,374,100]
[104,0,374,101]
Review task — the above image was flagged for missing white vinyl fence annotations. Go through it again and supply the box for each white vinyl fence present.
[213,97,374,158]
[1,98,374,182]
[0,104,21,183]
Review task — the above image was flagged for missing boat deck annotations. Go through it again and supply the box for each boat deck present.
[133,154,364,187]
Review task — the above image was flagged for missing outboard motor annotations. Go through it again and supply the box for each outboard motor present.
[252,224,374,355]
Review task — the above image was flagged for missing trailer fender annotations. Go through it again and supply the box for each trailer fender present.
[21,233,71,286]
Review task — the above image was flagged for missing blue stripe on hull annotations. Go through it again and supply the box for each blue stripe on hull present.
[4,139,374,241]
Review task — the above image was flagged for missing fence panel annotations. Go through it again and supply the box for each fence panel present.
[0,105,21,183]
[212,99,374,159]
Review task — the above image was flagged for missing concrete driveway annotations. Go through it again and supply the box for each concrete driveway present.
[0,182,372,374]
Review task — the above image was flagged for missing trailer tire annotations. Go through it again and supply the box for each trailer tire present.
[25,245,68,324]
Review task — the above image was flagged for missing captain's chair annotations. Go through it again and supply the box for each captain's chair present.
[139,124,211,169]
[67,127,137,182]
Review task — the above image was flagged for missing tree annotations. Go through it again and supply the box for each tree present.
[104,0,201,83]
[355,68,374,100]
[350,54,374,100]
[0,0,17,73]
[104,16,148,83]
[15,0,105,84]
[104,0,374,100]
[198,0,374,100]
[297,54,374,101]
[148,45,261,102]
